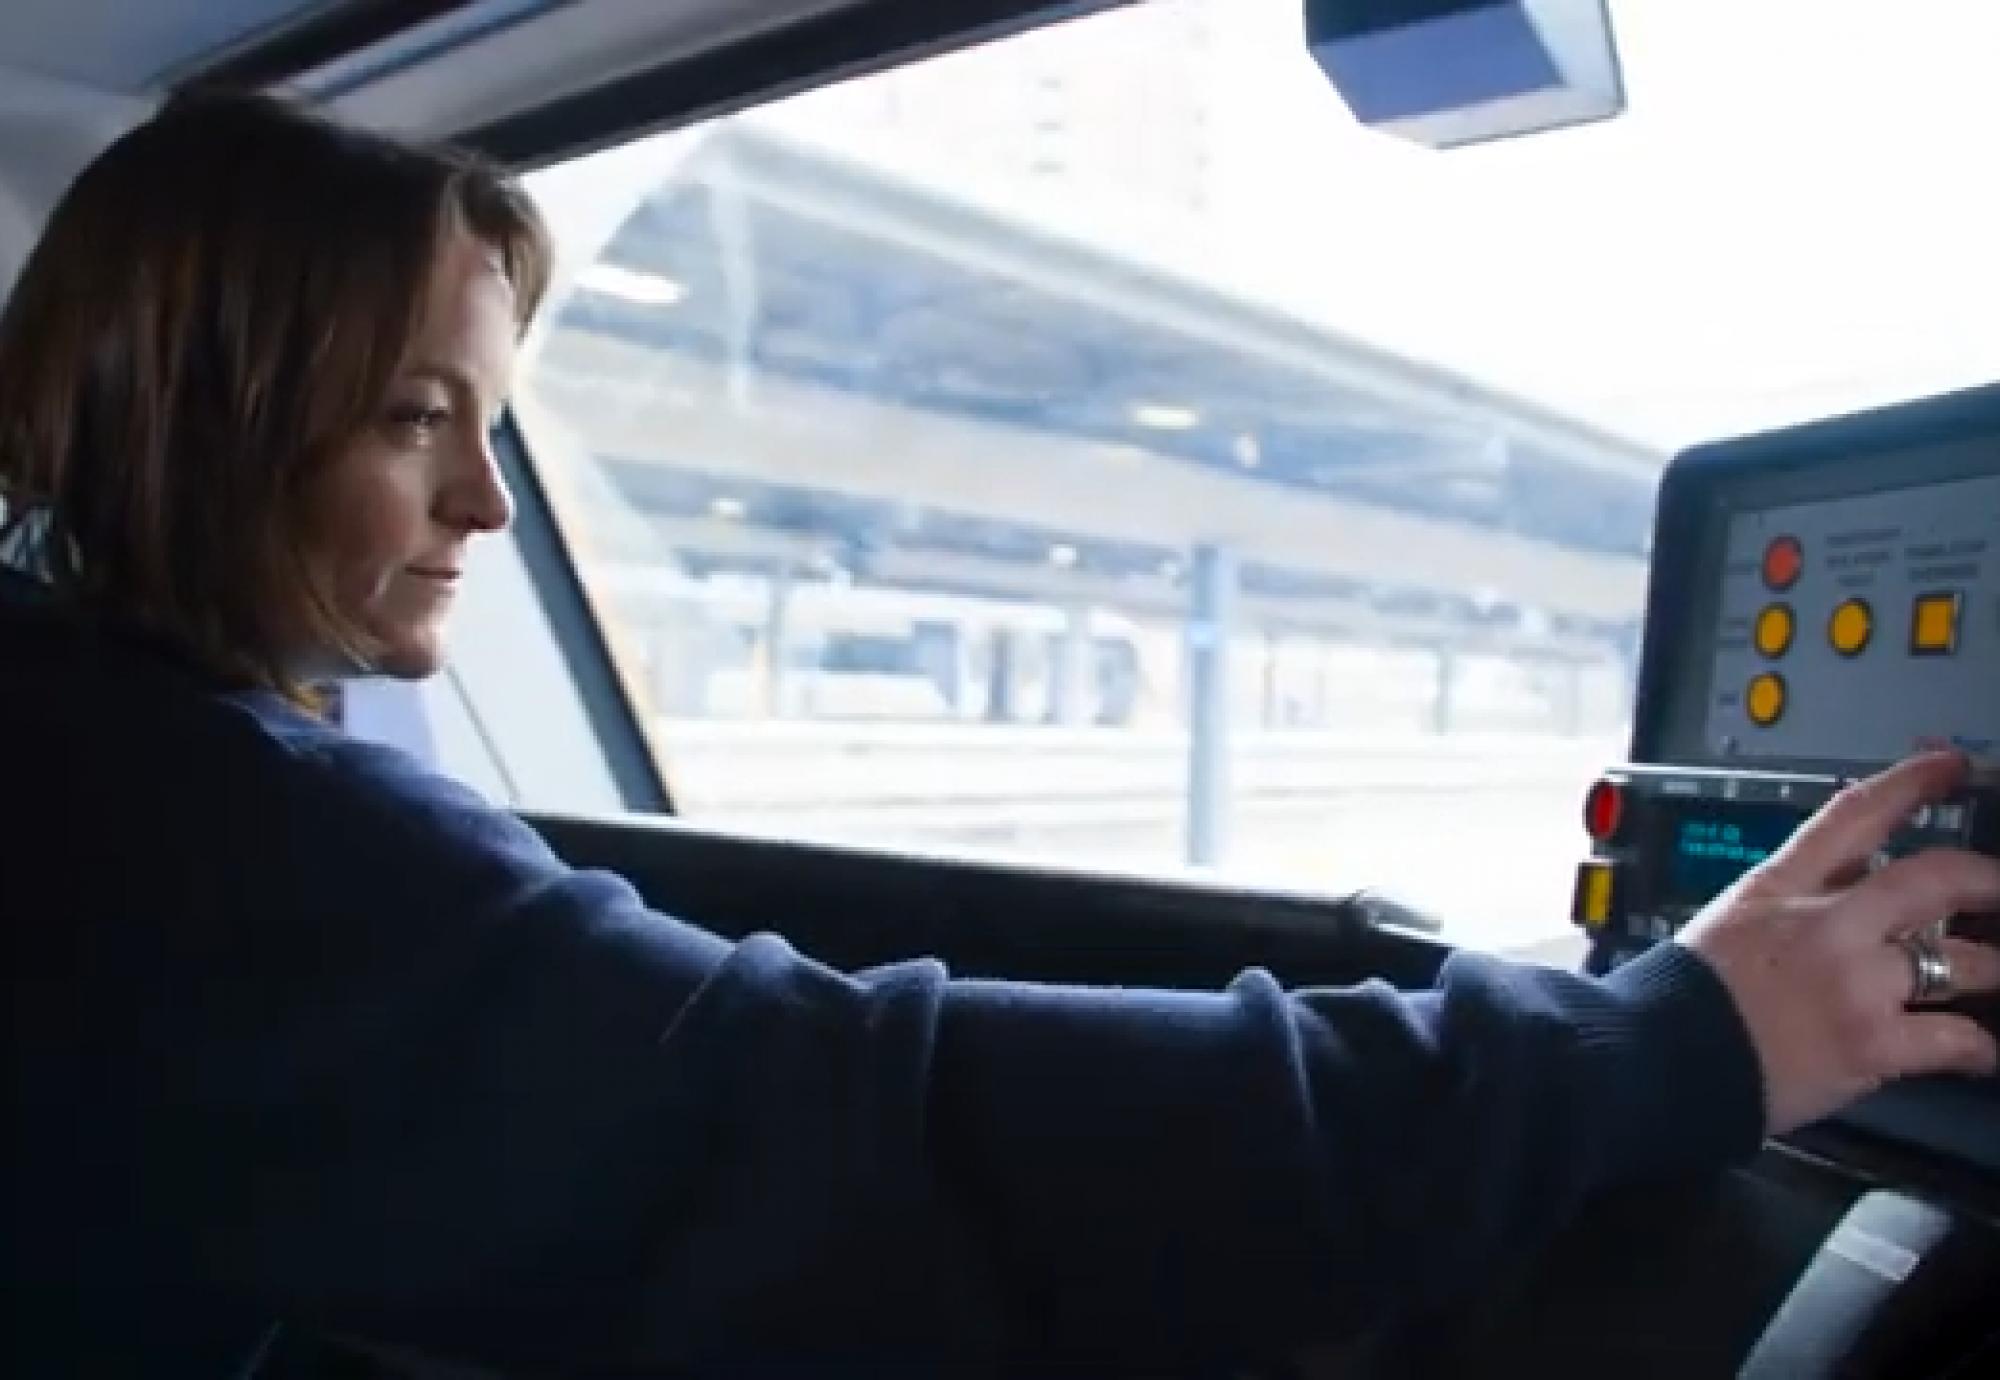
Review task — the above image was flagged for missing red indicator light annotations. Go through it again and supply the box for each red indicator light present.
[1583,778,1625,842]
[1762,535,1803,592]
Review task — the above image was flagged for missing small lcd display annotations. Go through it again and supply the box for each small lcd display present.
[1667,803,1804,903]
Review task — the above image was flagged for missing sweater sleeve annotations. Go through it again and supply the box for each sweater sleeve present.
[103,726,1764,1372]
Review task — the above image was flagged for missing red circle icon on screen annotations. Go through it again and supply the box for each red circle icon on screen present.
[1762,535,1803,591]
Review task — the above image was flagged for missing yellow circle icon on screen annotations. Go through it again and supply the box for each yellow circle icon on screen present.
[1754,604,1794,659]
[1829,598,1872,657]
[1746,672,1787,727]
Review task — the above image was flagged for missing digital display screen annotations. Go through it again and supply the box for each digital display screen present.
[1667,803,1804,903]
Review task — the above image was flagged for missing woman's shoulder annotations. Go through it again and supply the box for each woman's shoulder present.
[224,686,564,879]
[2,601,547,878]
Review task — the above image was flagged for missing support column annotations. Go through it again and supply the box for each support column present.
[1051,601,1093,725]
[985,628,1018,723]
[760,572,792,718]
[1261,629,1281,728]
[1186,544,1236,867]
[1431,646,1459,735]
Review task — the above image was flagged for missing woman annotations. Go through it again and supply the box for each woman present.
[3,93,1996,1375]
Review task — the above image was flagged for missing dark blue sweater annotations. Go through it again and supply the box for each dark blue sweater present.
[0,583,1766,1374]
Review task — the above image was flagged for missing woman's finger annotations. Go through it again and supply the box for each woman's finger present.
[1844,849,2000,943]
[1761,752,1966,891]
[1852,934,2000,1015]
[1864,1011,1999,1082]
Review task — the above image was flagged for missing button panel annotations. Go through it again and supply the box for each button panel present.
[1703,470,2000,764]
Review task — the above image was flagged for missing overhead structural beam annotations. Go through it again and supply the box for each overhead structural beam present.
[531,331,1650,622]
[708,122,1662,483]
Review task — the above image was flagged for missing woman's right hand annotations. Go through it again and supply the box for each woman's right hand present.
[1679,751,2000,1136]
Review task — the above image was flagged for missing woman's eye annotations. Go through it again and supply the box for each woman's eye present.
[388,404,451,436]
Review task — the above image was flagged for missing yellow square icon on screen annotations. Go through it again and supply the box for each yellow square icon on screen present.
[1911,591,1962,656]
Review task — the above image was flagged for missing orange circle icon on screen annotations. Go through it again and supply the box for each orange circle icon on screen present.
[1828,598,1872,657]
[1762,536,1803,592]
[1754,604,1794,659]
[1746,672,1787,727]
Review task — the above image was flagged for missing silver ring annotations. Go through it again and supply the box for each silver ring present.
[1897,929,1955,1005]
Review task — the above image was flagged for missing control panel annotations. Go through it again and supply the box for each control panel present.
[1575,383,2000,977]
[1570,384,2000,1140]
[1573,764,2000,971]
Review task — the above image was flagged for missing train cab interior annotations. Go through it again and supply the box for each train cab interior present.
[4,0,2000,1373]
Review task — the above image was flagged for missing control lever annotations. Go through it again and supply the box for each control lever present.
[1739,1189,2000,1378]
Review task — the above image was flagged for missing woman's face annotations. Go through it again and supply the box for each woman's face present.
[307,234,520,680]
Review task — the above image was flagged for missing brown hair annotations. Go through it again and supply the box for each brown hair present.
[0,90,551,697]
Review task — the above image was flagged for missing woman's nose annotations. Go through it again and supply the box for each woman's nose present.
[446,435,514,534]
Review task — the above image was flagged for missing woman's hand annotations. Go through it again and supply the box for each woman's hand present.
[1680,751,2000,1135]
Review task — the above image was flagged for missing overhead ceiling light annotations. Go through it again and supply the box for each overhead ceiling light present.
[1049,543,1079,567]
[710,497,746,520]
[579,261,687,306]
[1130,402,1201,431]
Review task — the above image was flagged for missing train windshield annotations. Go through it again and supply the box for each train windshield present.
[510,0,2000,958]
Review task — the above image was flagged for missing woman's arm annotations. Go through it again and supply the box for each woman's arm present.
[28,709,1763,1372]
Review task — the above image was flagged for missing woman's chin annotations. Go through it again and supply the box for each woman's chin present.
[367,624,448,681]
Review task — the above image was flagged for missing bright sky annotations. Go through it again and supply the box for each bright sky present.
[1202,0,2000,448]
[530,0,2000,452]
